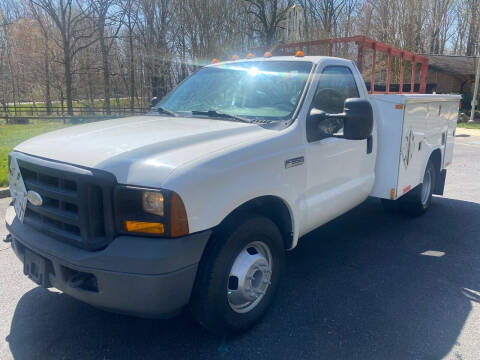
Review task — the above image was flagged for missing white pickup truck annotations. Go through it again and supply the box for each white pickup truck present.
[6,55,460,334]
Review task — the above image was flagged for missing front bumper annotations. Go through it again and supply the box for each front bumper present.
[5,205,211,318]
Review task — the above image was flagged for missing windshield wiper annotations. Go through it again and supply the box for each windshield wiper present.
[191,110,250,123]
[156,106,177,117]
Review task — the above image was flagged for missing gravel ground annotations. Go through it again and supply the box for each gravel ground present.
[1,131,480,360]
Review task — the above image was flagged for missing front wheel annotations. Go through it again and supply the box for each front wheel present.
[190,215,285,334]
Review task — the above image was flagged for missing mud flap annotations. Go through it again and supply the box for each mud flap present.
[433,169,447,195]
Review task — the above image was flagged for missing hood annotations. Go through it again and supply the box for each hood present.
[15,115,272,186]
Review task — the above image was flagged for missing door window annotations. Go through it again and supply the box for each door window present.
[311,66,360,138]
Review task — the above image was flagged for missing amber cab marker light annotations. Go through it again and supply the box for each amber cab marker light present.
[263,51,272,58]
[211,58,219,64]
[246,53,255,58]
[232,54,239,60]
[390,188,396,200]
[395,104,404,110]
[125,220,164,235]
[295,50,305,57]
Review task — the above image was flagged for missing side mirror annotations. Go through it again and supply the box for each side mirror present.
[343,98,373,140]
[150,97,160,109]
[307,98,373,142]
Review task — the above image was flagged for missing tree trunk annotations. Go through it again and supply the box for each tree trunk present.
[60,88,64,114]
[128,27,135,112]
[100,35,111,115]
[64,45,74,116]
[44,43,52,115]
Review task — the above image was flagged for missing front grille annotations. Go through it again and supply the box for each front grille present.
[17,155,116,250]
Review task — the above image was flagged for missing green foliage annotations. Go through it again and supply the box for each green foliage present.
[457,122,480,129]
[0,123,70,187]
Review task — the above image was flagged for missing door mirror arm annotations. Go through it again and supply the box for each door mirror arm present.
[150,97,160,109]
[307,108,345,142]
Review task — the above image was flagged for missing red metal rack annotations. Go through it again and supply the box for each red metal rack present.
[273,35,429,94]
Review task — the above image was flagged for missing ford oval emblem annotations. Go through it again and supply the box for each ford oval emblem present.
[27,190,43,207]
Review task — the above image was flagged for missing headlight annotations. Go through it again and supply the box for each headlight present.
[114,186,189,237]
[142,191,164,216]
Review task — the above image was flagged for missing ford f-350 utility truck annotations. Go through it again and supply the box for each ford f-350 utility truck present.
[6,55,460,334]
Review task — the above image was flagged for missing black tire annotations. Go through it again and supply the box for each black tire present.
[190,214,285,335]
[399,160,436,216]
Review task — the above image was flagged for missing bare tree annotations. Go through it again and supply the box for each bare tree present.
[89,0,124,114]
[30,0,97,115]
[0,0,474,116]
[119,0,138,111]
[428,0,453,54]
[307,0,346,37]
[244,0,294,47]
[465,0,479,56]
[28,3,55,114]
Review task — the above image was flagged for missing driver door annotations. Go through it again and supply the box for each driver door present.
[303,64,375,234]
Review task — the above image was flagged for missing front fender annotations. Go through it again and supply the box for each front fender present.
[162,128,306,247]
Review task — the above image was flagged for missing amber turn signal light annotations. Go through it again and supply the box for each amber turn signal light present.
[125,221,165,234]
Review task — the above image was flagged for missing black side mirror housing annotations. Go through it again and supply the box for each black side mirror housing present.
[307,98,373,142]
[306,108,327,142]
[343,98,373,140]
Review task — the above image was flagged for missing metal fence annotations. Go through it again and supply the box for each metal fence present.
[1,104,149,124]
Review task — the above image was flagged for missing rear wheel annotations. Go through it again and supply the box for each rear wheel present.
[190,215,284,334]
[399,160,436,216]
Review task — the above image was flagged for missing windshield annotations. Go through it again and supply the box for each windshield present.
[156,61,313,122]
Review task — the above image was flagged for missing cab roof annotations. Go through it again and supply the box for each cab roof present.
[206,56,355,67]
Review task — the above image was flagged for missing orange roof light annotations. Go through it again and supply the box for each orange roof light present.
[246,53,255,58]
[232,54,239,60]
[264,51,272,58]
[295,50,305,57]
[211,58,219,64]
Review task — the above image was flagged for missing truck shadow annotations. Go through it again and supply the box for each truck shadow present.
[7,196,480,359]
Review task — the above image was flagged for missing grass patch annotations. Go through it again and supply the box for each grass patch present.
[457,122,480,129]
[0,123,71,187]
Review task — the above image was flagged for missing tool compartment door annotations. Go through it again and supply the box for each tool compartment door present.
[396,101,428,197]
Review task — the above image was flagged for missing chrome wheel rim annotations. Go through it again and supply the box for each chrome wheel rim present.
[421,167,432,205]
[227,241,272,314]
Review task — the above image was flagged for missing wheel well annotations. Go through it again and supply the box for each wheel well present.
[430,148,442,176]
[219,196,294,250]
